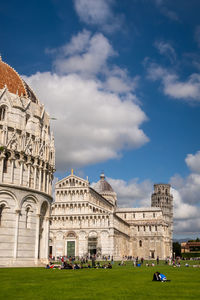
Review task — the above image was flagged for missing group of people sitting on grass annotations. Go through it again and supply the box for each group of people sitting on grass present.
[46,261,112,270]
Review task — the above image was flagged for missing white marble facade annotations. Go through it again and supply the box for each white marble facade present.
[50,172,173,260]
[0,58,55,266]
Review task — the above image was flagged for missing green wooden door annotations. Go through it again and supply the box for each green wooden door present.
[67,241,75,257]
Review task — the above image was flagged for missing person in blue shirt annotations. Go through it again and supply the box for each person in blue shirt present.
[153,272,167,282]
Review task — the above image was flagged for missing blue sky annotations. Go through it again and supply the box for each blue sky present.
[1,0,200,238]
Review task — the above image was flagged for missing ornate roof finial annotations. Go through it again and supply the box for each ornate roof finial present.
[71,168,74,175]
[100,171,105,180]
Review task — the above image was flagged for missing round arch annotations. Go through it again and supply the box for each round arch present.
[0,189,18,209]
[39,200,50,217]
[20,194,38,211]
[66,231,76,238]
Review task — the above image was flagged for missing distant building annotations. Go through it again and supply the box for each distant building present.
[181,241,200,254]
[50,171,173,260]
[0,57,55,267]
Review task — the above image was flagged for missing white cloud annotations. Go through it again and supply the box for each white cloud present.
[61,30,91,56]
[185,150,200,174]
[174,218,200,237]
[106,177,153,207]
[169,150,200,236]
[154,41,176,63]
[91,176,153,207]
[171,188,199,220]
[74,0,123,32]
[147,64,200,102]
[173,192,200,236]
[24,31,149,171]
[74,0,112,25]
[53,31,115,75]
[171,173,200,205]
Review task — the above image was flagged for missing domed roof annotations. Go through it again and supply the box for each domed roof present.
[94,173,114,194]
[0,56,38,103]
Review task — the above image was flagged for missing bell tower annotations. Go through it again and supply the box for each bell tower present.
[151,184,173,256]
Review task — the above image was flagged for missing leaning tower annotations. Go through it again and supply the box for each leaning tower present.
[151,184,173,256]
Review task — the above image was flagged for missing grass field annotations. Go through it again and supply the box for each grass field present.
[0,262,200,300]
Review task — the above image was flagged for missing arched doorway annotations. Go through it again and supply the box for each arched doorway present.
[88,237,97,255]
[66,232,76,257]
[88,231,98,256]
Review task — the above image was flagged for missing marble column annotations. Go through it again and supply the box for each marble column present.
[33,167,37,190]
[19,154,24,186]
[27,156,32,187]
[42,164,47,193]
[46,171,49,194]
[38,164,43,191]
[49,172,52,195]
[13,210,20,259]
[10,157,15,184]
[35,214,40,260]
[45,216,50,259]
[0,153,5,182]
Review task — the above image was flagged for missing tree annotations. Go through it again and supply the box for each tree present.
[173,242,181,257]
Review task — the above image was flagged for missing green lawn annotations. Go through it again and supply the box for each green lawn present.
[0,262,200,300]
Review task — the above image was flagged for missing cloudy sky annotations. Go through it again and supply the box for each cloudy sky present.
[1,0,200,238]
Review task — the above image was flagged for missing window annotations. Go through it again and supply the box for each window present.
[155,225,157,231]
[3,152,9,173]
[143,226,146,231]
[0,204,5,226]
[143,213,145,218]
[138,226,140,232]
[133,213,135,218]
[153,213,155,218]
[139,240,142,247]
[70,179,75,186]
[25,207,31,229]
[0,106,6,121]
[149,226,151,231]
[124,213,126,219]
[25,114,30,124]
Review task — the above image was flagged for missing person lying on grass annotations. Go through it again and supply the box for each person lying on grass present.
[152,272,170,282]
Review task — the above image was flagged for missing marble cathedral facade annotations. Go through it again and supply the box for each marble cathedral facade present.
[0,58,55,266]
[50,172,173,260]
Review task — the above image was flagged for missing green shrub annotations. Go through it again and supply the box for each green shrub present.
[182,252,200,258]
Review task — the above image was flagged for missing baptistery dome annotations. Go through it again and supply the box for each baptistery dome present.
[0,57,55,267]
[0,56,38,103]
